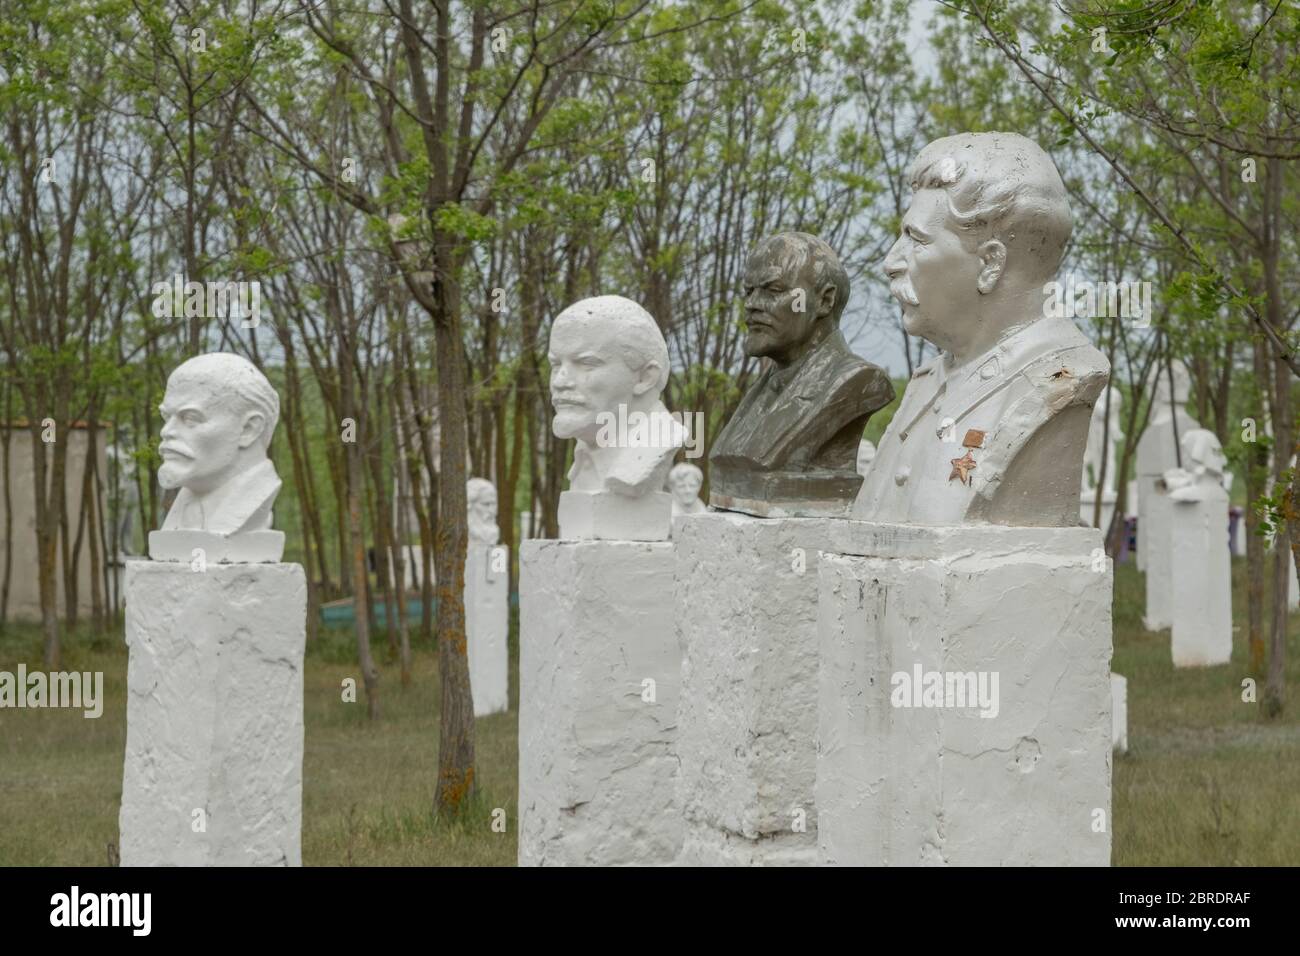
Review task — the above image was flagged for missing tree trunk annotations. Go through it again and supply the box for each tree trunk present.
[1245,338,1270,675]
[341,345,380,720]
[428,226,475,816]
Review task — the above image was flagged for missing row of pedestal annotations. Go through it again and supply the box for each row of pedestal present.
[518,512,1114,866]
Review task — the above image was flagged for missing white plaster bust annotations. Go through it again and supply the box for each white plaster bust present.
[1137,359,1200,478]
[1154,359,1192,413]
[548,295,686,497]
[667,462,707,516]
[1164,429,1227,502]
[854,132,1109,527]
[856,438,876,478]
[157,352,282,535]
[467,477,500,545]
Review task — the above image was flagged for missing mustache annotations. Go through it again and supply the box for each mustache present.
[159,442,194,458]
[890,276,920,307]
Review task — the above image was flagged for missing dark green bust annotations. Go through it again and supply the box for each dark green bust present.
[708,232,894,516]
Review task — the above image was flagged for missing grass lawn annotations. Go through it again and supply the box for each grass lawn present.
[1,560,1297,866]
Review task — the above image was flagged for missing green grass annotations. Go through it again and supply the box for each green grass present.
[1,559,1297,866]
[1111,559,1300,865]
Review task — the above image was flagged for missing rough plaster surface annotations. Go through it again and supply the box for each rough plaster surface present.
[119,560,306,866]
[518,539,680,865]
[1111,674,1128,754]
[816,522,1112,866]
[1169,493,1232,667]
[674,512,836,865]
[465,544,509,717]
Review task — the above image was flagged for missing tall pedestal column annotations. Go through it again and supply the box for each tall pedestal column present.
[816,523,1112,866]
[465,544,509,716]
[119,560,307,866]
[674,512,833,865]
[518,538,680,865]
[1143,487,1174,630]
[1169,493,1232,667]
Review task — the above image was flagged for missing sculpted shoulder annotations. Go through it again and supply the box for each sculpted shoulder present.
[822,348,896,413]
[1023,337,1109,409]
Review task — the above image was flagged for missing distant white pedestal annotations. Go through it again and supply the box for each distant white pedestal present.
[674,512,834,865]
[816,522,1112,867]
[518,538,681,865]
[1111,674,1128,754]
[1143,486,1174,631]
[1135,475,1154,571]
[1228,511,1244,558]
[1169,492,1232,667]
[1080,489,1116,533]
[465,544,509,717]
[120,560,306,866]
[1291,550,1299,611]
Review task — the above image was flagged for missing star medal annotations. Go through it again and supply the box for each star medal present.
[948,429,985,486]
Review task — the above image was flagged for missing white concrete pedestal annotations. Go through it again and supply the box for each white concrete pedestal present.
[1169,492,1231,667]
[1143,486,1173,631]
[465,544,509,716]
[674,512,834,865]
[816,522,1112,866]
[1111,674,1128,754]
[1290,549,1298,611]
[518,538,680,865]
[119,560,307,866]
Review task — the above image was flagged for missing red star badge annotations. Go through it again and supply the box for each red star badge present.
[949,450,977,485]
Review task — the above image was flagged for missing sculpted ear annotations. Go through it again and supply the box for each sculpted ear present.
[631,361,661,397]
[238,411,267,450]
[976,239,1006,294]
[817,282,837,319]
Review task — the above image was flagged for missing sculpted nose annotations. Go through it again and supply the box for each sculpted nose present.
[883,237,907,278]
[160,416,176,440]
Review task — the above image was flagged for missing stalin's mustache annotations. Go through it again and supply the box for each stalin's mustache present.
[890,276,920,307]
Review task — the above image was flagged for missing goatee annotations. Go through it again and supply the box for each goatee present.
[158,461,185,490]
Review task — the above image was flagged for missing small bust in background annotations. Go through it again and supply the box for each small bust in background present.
[158,352,281,535]
[667,462,707,517]
[856,438,876,478]
[1163,429,1228,502]
[467,478,501,546]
